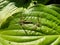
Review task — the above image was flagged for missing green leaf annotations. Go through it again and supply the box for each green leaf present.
[0,0,24,29]
[0,0,60,45]
[46,4,60,13]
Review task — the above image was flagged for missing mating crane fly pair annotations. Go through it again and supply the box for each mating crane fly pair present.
[19,1,40,35]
